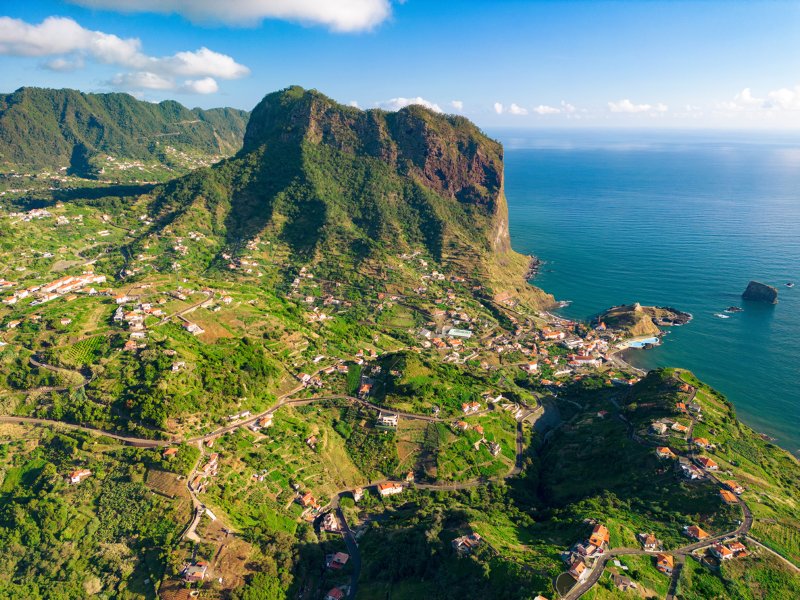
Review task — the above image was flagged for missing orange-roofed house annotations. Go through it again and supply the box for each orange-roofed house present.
[68,469,92,484]
[692,437,712,449]
[685,525,709,540]
[656,447,677,460]
[589,524,610,548]
[162,447,178,458]
[711,543,734,560]
[696,456,719,470]
[568,559,588,581]
[377,482,404,497]
[676,402,687,413]
[298,492,316,508]
[720,489,738,504]
[655,553,674,575]
[723,480,744,495]
[728,541,748,556]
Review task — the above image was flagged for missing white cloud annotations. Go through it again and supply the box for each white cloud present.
[450,100,463,111]
[70,0,392,32]
[0,16,249,94]
[533,104,560,115]
[377,97,442,113]
[508,103,528,115]
[42,56,85,72]
[608,99,668,114]
[493,102,504,114]
[111,71,175,91]
[180,77,219,95]
[348,100,360,108]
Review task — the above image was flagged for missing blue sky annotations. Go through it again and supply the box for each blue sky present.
[1,1,799,128]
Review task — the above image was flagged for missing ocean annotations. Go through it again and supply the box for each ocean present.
[495,129,800,456]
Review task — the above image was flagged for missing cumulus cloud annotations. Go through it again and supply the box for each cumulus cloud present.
[533,104,560,115]
[377,96,442,113]
[450,100,463,111]
[70,0,392,32]
[719,86,800,113]
[0,16,249,94]
[608,99,668,114]
[493,102,504,114]
[348,100,360,108]
[508,103,528,115]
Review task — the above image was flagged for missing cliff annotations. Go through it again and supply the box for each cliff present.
[742,280,778,304]
[144,86,553,307]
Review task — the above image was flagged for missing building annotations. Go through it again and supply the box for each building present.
[376,482,403,497]
[612,574,637,591]
[183,562,208,583]
[377,412,399,428]
[162,448,178,458]
[182,322,204,335]
[723,480,745,495]
[720,489,738,504]
[461,401,480,414]
[655,553,674,575]
[444,327,473,339]
[298,492,317,508]
[639,533,660,551]
[452,533,482,555]
[656,446,677,460]
[358,382,372,398]
[326,552,350,569]
[650,422,668,435]
[711,543,734,561]
[685,525,709,540]
[68,469,92,484]
[488,442,502,457]
[671,422,689,433]
[568,558,588,581]
[693,437,712,449]
[352,487,363,502]
[324,588,345,600]
[322,511,340,532]
[589,524,610,548]
[696,456,719,470]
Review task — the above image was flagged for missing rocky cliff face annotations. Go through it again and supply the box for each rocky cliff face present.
[242,86,510,252]
[742,281,778,304]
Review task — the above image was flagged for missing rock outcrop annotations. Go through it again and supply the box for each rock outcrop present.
[742,281,778,304]
[598,304,692,338]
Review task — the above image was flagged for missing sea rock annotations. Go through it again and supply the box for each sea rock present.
[742,281,778,304]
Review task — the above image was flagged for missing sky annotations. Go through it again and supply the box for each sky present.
[1,0,799,129]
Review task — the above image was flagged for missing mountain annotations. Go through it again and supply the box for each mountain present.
[0,87,249,176]
[140,86,553,306]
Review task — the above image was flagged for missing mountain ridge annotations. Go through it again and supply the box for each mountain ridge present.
[137,85,553,307]
[0,87,249,176]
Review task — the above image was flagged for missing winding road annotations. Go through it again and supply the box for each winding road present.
[562,380,755,600]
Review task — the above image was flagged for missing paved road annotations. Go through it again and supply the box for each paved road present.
[329,494,362,600]
[665,554,685,600]
[0,415,168,447]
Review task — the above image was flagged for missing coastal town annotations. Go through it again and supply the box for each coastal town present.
[1,198,797,600]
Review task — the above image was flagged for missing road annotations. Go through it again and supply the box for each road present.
[329,493,362,600]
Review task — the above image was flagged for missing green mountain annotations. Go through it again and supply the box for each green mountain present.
[0,87,249,175]
[139,86,552,306]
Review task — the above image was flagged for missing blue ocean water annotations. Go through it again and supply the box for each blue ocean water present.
[495,129,800,455]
